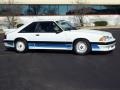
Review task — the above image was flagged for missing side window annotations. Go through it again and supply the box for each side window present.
[35,22,62,33]
[19,22,37,33]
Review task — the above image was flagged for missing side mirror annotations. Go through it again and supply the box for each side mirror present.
[56,30,62,34]
[54,27,62,34]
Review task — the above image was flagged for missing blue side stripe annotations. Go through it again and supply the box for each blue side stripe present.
[91,44,99,49]
[28,43,72,48]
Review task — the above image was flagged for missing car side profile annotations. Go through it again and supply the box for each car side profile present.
[4,20,116,55]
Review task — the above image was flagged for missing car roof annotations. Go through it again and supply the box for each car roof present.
[29,19,56,23]
[28,19,67,23]
[16,19,66,32]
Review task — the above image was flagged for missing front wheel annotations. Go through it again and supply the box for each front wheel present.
[73,40,91,55]
[15,40,27,53]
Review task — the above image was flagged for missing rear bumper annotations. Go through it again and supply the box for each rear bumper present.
[91,40,116,51]
[4,40,14,48]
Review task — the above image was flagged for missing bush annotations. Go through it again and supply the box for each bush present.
[17,24,24,28]
[94,21,108,26]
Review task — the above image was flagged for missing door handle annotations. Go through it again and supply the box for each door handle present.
[36,34,39,36]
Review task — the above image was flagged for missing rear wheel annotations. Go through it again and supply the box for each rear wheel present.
[74,39,91,55]
[15,40,27,53]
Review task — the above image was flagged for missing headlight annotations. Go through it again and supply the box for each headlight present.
[99,36,112,42]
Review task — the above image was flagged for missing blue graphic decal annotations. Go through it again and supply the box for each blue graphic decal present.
[28,43,72,48]
[91,44,99,49]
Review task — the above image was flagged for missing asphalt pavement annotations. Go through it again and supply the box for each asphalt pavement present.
[0,30,120,90]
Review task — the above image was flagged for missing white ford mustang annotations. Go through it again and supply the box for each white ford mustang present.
[3,20,116,55]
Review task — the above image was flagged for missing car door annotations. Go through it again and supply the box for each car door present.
[32,21,72,50]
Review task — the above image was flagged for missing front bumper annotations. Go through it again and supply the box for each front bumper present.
[91,40,116,51]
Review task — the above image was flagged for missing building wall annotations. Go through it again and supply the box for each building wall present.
[0,0,120,4]
[1,15,120,30]
[0,1,120,30]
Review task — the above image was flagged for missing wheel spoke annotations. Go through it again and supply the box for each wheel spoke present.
[16,41,25,52]
[76,41,87,54]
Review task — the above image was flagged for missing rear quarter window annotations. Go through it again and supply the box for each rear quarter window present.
[19,22,37,33]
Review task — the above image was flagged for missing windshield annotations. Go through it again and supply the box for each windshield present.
[56,20,77,31]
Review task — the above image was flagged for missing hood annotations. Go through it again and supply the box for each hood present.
[71,29,112,36]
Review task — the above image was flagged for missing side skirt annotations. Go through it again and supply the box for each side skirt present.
[28,42,73,50]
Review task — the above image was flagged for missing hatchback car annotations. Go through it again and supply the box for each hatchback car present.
[4,20,116,55]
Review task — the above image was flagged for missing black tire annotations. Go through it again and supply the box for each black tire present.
[73,39,91,55]
[15,40,28,53]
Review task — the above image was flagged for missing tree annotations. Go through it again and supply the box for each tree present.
[0,0,21,29]
[5,0,21,28]
[72,0,86,27]
[70,0,94,27]
[6,16,18,28]
[26,5,58,15]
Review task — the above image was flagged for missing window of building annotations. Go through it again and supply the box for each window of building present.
[59,5,68,15]
[0,4,120,16]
